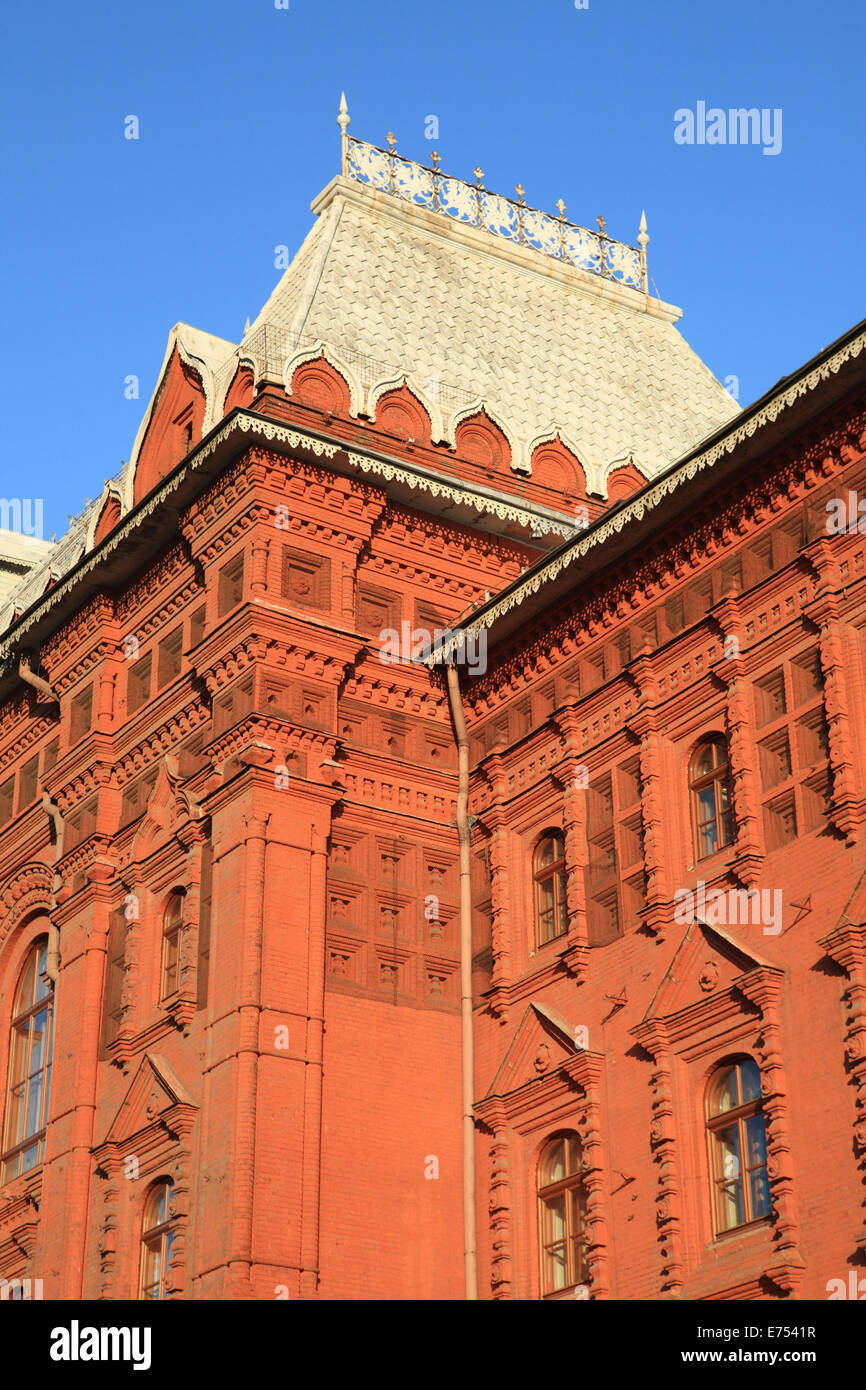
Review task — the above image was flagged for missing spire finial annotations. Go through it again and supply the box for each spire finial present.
[637,210,650,301]
[474,165,484,187]
[386,131,396,152]
[431,150,440,171]
[555,198,566,218]
[338,92,350,174]
[597,214,606,234]
[515,183,525,203]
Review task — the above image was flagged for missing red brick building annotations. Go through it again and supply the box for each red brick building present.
[1,104,865,1301]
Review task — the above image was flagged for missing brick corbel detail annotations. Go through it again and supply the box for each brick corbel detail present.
[713,595,765,886]
[737,967,806,1293]
[631,1019,685,1296]
[551,710,590,980]
[477,1103,513,1299]
[819,920,866,1249]
[570,1051,611,1299]
[802,537,866,842]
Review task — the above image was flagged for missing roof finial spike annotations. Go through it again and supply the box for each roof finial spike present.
[338,92,350,174]
[637,210,650,301]
[515,183,525,204]
[244,317,251,336]
[474,166,484,187]
[386,131,397,152]
[597,214,606,235]
[555,198,566,219]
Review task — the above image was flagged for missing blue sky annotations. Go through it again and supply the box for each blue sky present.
[1,0,863,541]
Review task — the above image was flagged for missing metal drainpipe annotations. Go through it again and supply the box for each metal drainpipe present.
[18,654,58,703]
[446,661,478,1301]
[41,791,64,985]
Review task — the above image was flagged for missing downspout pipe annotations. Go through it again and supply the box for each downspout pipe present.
[41,790,64,985]
[446,661,478,1301]
[19,653,58,704]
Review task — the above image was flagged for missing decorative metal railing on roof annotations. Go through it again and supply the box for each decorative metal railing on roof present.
[338,95,649,293]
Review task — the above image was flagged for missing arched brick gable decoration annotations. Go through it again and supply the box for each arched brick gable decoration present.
[370,383,433,446]
[530,437,588,501]
[288,356,353,419]
[133,348,206,505]
[453,409,512,473]
[222,363,255,416]
[94,495,122,546]
[0,863,54,959]
[605,459,647,503]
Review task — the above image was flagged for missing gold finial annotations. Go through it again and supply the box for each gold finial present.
[597,214,606,234]
[515,183,525,203]
[555,198,567,218]
[474,165,484,186]
[431,150,440,171]
[386,131,396,152]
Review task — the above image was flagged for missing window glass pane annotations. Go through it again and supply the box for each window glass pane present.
[16,952,37,1013]
[717,1179,744,1230]
[25,1076,43,1137]
[545,1243,568,1293]
[710,1067,737,1115]
[543,1140,566,1186]
[738,1057,761,1104]
[544,1193,567,1245]
[30,1011,48,1074]
[34,945,49,1002]
[750,1166,771,1219]
[715,1123,741,1180]
[744,1112,768,1169]
[537,837,556,869]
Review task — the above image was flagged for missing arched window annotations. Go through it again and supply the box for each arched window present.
[533,832,568,945]
[690,736,733,859]
[1,937,54,1185]
[139,1179,176,1299]
[161,892,186,1001]
[705,1056,770,1235]
[537,1133,587,1297]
